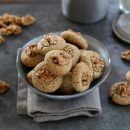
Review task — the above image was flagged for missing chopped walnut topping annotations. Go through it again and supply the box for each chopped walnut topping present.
[7,24,22,35]
[25,44,37,57]
[121,50,130,61]
[82,72,93,86]
[91,56,104,72]
[44,34,57,45]
[35,68,54,83]
[0,80,9,94]
[39,34,57,48]
[0,35,5,44]
[115,82,130,97]
[21,15,36,26]
[53,52,71,66]
[63,45,74,57]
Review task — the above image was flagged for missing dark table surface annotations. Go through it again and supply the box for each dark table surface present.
[0,0,130,130]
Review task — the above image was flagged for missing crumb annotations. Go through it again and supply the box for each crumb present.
[0,35,5,44]
[0,80,9,94]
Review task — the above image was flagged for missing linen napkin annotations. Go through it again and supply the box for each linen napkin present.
[17,74,102,122]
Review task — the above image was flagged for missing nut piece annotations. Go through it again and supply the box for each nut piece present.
[91,56,104,73]
[0,35,5,44]
[25,44,37,57]
[126,71,130,82]
[0,27,12,35]
[121,50,130,61]
[21,15,36,26]
[7,24,22,35]
[0,80,9,94]
[0,21,7,28]
[109,81,130,105]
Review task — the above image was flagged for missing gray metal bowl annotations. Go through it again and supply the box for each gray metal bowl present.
[16,32,111,100]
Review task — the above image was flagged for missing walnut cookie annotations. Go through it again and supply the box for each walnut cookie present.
[126,71,130,82]
[57,72,76,95]
[26,70,34,84]
[80,50,104,79]
[32,62,63,93]
[44,50,72,75]
[37,33,66,55]
[109,81,130,105]
[60,29,88,49]
[72,62,93,92]
[62,43,80,67]
[21,43,44,67]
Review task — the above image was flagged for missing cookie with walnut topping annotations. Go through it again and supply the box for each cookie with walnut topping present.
[60,29,88,49]
[57,72,76,95]
[80,50,104,79]
[26,70,34,84]
[109,81,130,105]
[32,62,63,93]
[62,43,80,67]
[72,62,93,92]
[37,33,66,55]
[44,50,72,75]
[21,43,44,67]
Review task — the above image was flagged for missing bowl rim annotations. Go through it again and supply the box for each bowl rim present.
[16,33,111,100]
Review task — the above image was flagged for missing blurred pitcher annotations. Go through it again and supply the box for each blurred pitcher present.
[61,0,108,24]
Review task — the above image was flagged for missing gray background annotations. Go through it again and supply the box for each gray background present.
[0,0,130,130]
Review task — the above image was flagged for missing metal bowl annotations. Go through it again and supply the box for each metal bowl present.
[16,32,111,100]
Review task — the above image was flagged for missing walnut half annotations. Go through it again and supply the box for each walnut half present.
[121,50,130,61]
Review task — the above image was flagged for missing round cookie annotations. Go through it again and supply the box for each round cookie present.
[21,44,44,67]
[109,81,130,105]
[44,50,72,76]
[80,50,104,79]
[57,72,76,95]
[60,29,88,49]
[126,71,130,82]
[37,33,66,55]
[62,43,80,67]
[72,62,93,92]
[26,70,34,84]
[32,62,63,93]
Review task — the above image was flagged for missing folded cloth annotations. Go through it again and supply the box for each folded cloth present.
[17,74,102,122]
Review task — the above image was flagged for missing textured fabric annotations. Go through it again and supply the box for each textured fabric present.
[17,74,102,122]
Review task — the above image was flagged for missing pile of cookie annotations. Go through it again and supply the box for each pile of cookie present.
[20,29,105,95]
[109,71,130,106]
[0,13,35,44]
[109,50,130,105]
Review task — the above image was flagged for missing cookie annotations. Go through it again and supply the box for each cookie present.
[62,43,80,67]
[80,50,104,79]
[32,62,63,93]
[26,70,34,84]
[21,44,44,67]
[72,62,93,92]
[109,81,130,105]
[37,33,66,55]
[57,72,76,95]
[61,29,88,49]
[126,71,130,82]
[44,50,72,75]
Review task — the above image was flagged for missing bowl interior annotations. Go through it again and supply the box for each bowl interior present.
[16,32,111,100]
